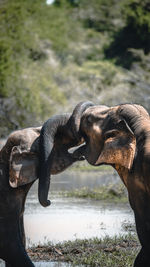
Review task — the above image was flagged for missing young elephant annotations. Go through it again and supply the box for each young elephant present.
[74,103,150,267]
[0,101,93,267]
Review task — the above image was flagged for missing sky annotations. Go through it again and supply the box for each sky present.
[46,0,55,4]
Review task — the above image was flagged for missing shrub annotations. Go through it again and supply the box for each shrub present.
[104,0,150,68]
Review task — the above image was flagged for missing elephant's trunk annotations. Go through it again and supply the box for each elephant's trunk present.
[67,101,94,140]
[38,114,71,207]
[38,101,94,207]
[118,104,149,137]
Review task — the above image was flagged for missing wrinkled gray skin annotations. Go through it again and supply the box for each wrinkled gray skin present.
[0,101,93,266]
[38,101,94,207]
[74,103,150,267]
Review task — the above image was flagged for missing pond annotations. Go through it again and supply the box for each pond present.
[24,169,134,247]
[0,261,70,267]
[0,169,135,266]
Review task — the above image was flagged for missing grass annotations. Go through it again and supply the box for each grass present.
[70,162,114,172]
[62,183,128,203]
[28,234,140,266]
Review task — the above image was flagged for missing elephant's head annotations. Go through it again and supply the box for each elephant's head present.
[72,103,150,267]
[0,127,42,188]
[0,101,93,207]
[38,101,94,207]
[74,104,150,178]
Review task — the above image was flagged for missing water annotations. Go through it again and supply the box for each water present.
[49,169,121,191]
[25,196,133,247]
[0,260,70,267]
[0,169,135,266]
[34,263,70,267]
[24,170,134,247]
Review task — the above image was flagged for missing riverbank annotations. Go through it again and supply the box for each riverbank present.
[24,170,135,266]
[70,162,113,173]
[28,234,140,266]
[25,171,133,246]
[62,183,128,203]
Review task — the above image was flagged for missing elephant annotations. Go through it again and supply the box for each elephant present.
[0,101,93,267]
[72,103,150,267]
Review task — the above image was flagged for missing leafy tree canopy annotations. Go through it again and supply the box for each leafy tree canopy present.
[105,0,150,67]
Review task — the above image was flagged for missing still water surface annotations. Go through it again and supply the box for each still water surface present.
[0,261,70,267]
[24,170,134,247]
[0,169,135,266]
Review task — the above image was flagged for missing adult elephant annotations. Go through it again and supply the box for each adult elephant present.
[73,103,150,267]
[0,101,92,267]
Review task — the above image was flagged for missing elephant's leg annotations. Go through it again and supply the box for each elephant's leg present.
[134,247,149,267]
[134,213,150,267]
[4,243,34,267]
[1,218,34,267]
[19,214,26,247]
[5,263,12,267]
[5,242,34,267]
[4,215,26,267]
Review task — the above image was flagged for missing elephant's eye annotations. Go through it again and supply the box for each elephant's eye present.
[104,129,119,140]
[86,115,93,125]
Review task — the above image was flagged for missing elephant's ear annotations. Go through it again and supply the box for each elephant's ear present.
[9,146,39,188]
[96,120,136,169]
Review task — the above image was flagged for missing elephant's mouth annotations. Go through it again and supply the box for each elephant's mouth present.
[51,148,85,175]
[72,144,100,166]
[50,153,71,174]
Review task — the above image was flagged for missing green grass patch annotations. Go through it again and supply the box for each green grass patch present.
[62,184,128,203]
[70,162,114,172]
[28,234,140,266]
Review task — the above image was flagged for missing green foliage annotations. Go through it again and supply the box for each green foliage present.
[0,0,72,133]
[0,0,150,135]
[75,0,125,32]
[124,0,150,54]
[104,0,150,68]
[0,0,47,124]
[0,39,13,97]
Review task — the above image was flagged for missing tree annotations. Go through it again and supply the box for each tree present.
[104,0,150,68]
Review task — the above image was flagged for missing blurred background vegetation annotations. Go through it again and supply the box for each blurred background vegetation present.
[0,0,150,136]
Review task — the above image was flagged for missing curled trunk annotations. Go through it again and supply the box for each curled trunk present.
[38,101,94,207]
[67,101,94,140]
[118,104,149,136]
[38,114,70,207]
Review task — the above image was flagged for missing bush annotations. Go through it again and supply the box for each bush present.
[0,40,14,97]
[104,0,150,68]
[76,0,124,32]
